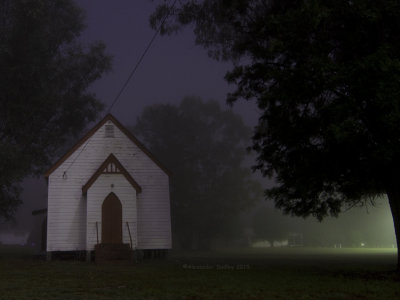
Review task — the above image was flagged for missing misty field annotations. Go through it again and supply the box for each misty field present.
[0,246,399,299]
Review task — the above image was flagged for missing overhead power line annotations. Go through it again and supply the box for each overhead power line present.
[107,0,178,113]
[61,0,178,176]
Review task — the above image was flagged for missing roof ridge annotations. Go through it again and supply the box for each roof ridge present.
[44,113,170,178]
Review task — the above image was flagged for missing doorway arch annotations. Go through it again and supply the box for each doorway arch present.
[102,192,122,244]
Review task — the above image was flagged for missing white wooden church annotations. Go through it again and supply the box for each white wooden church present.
[44,114,172,260]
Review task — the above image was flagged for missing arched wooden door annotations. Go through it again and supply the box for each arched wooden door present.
[102,193,122,244]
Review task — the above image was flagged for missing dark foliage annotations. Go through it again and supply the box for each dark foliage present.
[0,0,111,219]
[151,0,400,267]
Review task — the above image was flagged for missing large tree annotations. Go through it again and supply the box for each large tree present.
[0,0,111,219]
[151,1,400,267]
[133,97,261,249]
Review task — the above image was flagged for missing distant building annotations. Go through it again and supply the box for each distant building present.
[0,230,29,245]
[44,114,172,261]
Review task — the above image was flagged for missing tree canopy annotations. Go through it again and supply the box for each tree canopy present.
[151,0,400,266]
[133,97,261,249]
[0,0,111,219]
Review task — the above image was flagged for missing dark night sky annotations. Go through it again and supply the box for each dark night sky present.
[77,0,259,126]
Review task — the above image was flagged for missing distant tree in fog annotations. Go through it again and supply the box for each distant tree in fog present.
[0,0,111,220]
[133,97,262,249]
[252,206,288,247]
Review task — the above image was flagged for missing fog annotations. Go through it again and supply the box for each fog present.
[2,171,394,250]
[248,199,396,248]
[0,1,396,250]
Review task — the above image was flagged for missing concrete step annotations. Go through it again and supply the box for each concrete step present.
[95,243,133,263]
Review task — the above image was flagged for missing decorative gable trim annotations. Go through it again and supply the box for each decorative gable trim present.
[44,113,170,177]
[82,153,142,195]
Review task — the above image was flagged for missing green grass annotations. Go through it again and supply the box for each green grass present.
[0,246,399,299]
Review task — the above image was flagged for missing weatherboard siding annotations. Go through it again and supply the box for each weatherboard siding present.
[47,119,171,252]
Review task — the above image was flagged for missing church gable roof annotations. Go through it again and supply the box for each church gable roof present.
[44,114,170,178]
[82,153,142,195]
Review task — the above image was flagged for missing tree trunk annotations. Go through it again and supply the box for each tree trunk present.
[386,185,400,271]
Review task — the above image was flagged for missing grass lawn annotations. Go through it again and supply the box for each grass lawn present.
[0,246,399,299]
